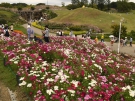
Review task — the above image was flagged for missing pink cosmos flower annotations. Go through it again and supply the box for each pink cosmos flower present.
[84,94,90,100]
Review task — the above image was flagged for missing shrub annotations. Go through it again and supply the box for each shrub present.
[0,18,7,24]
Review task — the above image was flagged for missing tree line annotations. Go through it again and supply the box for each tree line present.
[0,3,46,10]
[66,0,135,13]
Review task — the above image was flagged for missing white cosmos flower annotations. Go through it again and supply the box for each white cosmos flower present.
[54,86,59,90]
[58,70,63,76]
[68,90,75,94]
[89,79,97,87]
[85,77,87,79]
[94,64,102,72]
[42,61,48,66]
[36,74,40,77]
[41,77,45,80]
[46,89,54,95]
[27,83,32,87]
[19,81,26,86]
[52,68,56,71]
[88,86,91,89]
[14,61,18,64]
[88,75,91,78]
[71,80,79,87]
[71,94,75,96]
[129,90,135,97]
[64,49,70,56]
[20,77,24,81]
[47,78,54,82]
[122,87,127,91]
[22,49,26,52]
[126,85,131,90]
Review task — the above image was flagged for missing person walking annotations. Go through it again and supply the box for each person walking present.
[129,37,132,47]
[4,25,10,37]
[10,24,14,32]
[42,25,50,43]
[95,36,98,44]
[101,34,104,42]
[27,25,34,41]
[69,31,75,37]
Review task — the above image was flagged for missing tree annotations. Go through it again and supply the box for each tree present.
[111,24,127,38]
[0,3,11,8]
[89,0,98,8]
[117,1,131,12]
[71,0,80,5]
[66,4,79,10]
[90,0,95,8]
[81,0,89,5]
[46,6,50,10]
[129,30,135,38]
[12,3,27,8]
[36,3,45,6]
[30,6,35,20]
[17,7,22,11]
[105,0,111,10]
[31,6,35,11]
[0,18,7,24]
[110,2,117,9]
[61,2,65,7]
[129,2,135,10]
[97,0,105,10]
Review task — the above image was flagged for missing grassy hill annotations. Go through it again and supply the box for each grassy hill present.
[0,9,25,24]
[49,7,135,33]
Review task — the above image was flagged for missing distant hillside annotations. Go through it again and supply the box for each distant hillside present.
[50,7,135,33]
[0,9,25,24]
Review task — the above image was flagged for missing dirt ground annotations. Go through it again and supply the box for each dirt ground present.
[0,82,11,101]
[0,82,31,101]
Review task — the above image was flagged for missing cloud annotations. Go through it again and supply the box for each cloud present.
[0,0,134,6]
[0,0,71,6]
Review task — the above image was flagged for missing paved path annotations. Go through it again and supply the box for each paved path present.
[22,24,135,56]
[105,42,135,56]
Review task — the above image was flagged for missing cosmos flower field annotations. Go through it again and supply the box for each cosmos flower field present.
[0,31,135,101]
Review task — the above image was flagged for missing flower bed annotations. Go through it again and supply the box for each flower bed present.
[13,30,25,35]
[0,32,135,101]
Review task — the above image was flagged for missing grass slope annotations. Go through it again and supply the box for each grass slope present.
[50,7,135,33]
[0,9,19,24]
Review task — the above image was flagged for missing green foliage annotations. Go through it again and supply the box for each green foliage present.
[46,6,50,10]
[64,30,86,35]
[130,30,135,37]
[0,57,17,91]
[40,50,64,63]
[129,2,135,10]
[14,24,27,34]
[117,1,131,13]
[69,25,89,31]
[42,9,57,20]
[66,4,79,10]
[0,18,7,24]
[0,3,12,8]
[0,9,22,24]
[111,24,127,38]
[17,7,22,11]
[11,3,28,8]
[30,6,35,11]
[128,30,135,39]
[36,3,45,6]
[69,25,82,31]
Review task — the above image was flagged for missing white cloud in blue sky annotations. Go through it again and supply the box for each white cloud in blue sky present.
[0,0,135,6]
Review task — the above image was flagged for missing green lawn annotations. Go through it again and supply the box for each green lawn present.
[50,7,135,33]
[0,56,17,91]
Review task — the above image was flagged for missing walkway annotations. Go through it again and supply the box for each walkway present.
[22,24,135,56]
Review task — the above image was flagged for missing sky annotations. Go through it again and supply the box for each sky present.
[0,0,135,6]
